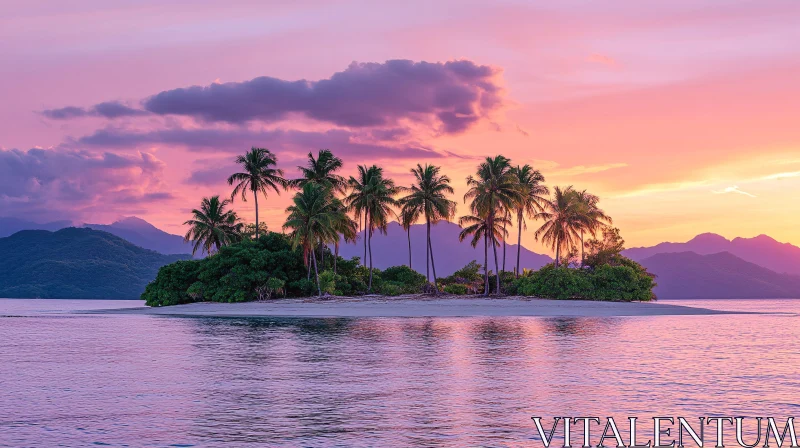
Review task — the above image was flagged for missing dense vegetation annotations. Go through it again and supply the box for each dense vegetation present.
[145,146,657,304]
[144,227,654,305]
[0,227,187,300]
[142,232,429,306]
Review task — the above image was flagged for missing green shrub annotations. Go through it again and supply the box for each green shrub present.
[319,270,336,295]
[380,281,403,296]
[443,284,469,295]
[380,265,427,293]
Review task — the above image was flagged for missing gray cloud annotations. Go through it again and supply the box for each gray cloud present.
[41,101,148,120]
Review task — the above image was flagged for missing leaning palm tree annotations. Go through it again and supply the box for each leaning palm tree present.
[510,165,549,277]
[183,196,243,255]
[227,147,288,239]
[398,164,456,291]
[290,149,347,194]
[464,155,521,294]
[458,210,510,295]
[573,189,612,266]
[344,165,398,292]
[534,186,585,267]
[283,184,342,297]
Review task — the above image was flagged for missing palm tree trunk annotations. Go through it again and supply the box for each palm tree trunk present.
[493,236,501,295]
[555,238,560,268]
[427,217,439,294]
[516,212,523,278]
[307,250,311,279]
[426,225,430,282]
[483,232,489,296]
[319,243,324,272]
[363,213,367,267]
[368,214,374,292]
[311,245,321,297]
[502,215,507,273]
[253,192,260,239]
[407,226,412,269]
[580,229,585,268]
[334,241,339,275]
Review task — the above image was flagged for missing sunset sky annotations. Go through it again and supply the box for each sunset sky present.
[2,0,799,254]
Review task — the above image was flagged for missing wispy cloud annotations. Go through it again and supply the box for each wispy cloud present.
[552,162,628,177]
[711,186,756,197]
[762,171,800,180]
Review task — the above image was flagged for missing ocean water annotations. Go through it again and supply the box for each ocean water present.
[1,298,798,447]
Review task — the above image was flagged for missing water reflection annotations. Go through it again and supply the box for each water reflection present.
[2,305,800,447]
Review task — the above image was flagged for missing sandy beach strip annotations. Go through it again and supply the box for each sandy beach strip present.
[80,296,740,318]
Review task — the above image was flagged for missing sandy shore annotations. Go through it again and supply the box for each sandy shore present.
[82,295,736,318]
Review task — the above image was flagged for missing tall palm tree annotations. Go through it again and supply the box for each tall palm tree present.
[573,189,612,266]
[464,155,521,294]
[397,207,420,269]
[344,165,373,267]
[510,165,549,277]
[344,165,398,292]
[183,196,243,256]
[291,149,347,270]
[227,147,288,239]
[398,164,456,291]
[534,186,585,267]
[458,211,510,295]
[283,183,342,297]
[290,149,347,194]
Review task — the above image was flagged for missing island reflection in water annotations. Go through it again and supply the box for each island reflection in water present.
[0,299,798,447]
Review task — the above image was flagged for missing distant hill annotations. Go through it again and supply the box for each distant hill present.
[337,221,551,277]
[0,217,71,237]
[639,251,800,299]
[0,227,188,300]
[624,233,800,275]
[84,216,195,256]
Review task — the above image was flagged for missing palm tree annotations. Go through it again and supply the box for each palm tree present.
[227,147,288,239]
[397,207,420,269]
[290,149,347,194]
[398,164,456,291]
[464,156,521,294]
[510,165,549,277]
[458,211,510,295]
[183,196,243,255]
[283,183,342,297]
[573,189,612,266]
[291,149,347,269]
[534,186,585,267]
[344,165,398,292]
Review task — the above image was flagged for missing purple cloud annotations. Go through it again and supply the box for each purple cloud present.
[41,101,148,120]
[141,59,503,133]
[0,147,170,221]
[75,126,445,160]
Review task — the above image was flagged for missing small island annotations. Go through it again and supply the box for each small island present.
[143,148,657,307]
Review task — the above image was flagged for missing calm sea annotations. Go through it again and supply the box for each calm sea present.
[1,298,798,447]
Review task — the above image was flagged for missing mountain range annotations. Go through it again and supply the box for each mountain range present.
[83,216,195,256]
[638,251,800,299]
[624,233,800,276]
[2,216,800,300]
[337,221,552,277]
[0,227,188,300]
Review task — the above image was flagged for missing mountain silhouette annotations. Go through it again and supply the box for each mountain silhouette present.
[84,216,195,256]
[639,251,800,299]
[624,233,800,275]
[0,217,72,237]
[0,227,188,300]
[336,221,551,277]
